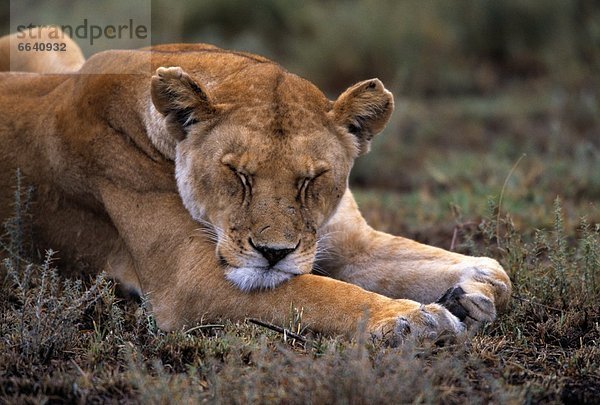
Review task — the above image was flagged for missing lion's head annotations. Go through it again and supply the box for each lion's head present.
[149,62,393,291]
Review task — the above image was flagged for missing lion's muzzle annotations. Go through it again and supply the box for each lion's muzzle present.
[249,238,299,267]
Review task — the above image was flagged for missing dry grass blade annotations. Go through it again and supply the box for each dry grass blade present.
[183,324,225,334]
[497,153,526,248]
[511,294,563,313]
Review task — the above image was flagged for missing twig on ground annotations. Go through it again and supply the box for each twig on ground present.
[247,318,306,343]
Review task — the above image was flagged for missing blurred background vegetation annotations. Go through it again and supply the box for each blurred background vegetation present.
[1,0,599,236]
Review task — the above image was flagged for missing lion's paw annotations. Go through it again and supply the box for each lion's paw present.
[372,302,465,346]
[436,285,496,330]
[438,258,511,331]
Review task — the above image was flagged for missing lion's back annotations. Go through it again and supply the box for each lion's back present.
[0,26,84,73]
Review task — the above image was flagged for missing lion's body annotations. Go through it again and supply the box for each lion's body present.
[0,34,511,340]
[0,27,84,73]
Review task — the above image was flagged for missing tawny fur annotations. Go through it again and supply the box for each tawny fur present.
[0,40,511,340]
[0,27,84,73]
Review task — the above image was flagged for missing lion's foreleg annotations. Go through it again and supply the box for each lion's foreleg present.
[319,190,511,329]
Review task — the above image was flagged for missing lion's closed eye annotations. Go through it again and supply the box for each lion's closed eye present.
[228,166,251,188]
[220,153,253,198]
[297,177,312,202]
[297,169,330,203]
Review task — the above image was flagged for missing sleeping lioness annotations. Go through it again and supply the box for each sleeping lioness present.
[0,32,511,342]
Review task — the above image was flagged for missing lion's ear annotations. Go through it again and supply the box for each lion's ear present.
[331,79,394,155]
[151,66,217,141]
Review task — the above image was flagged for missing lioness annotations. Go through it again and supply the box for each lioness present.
[0,35,511,342]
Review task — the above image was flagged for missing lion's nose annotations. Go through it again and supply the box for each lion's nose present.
[250,239,298,267]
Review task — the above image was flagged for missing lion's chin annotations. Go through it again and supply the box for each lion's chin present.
[225,267,296,292]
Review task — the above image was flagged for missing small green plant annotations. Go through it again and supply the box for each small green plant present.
[1,170,34,272]
[580,220,600,295]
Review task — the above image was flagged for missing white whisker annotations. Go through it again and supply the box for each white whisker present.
[316,230,342,244]
[311,262,331,277]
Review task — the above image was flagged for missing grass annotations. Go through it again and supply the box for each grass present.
[1,85,599,403]
[1,199,598,403]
